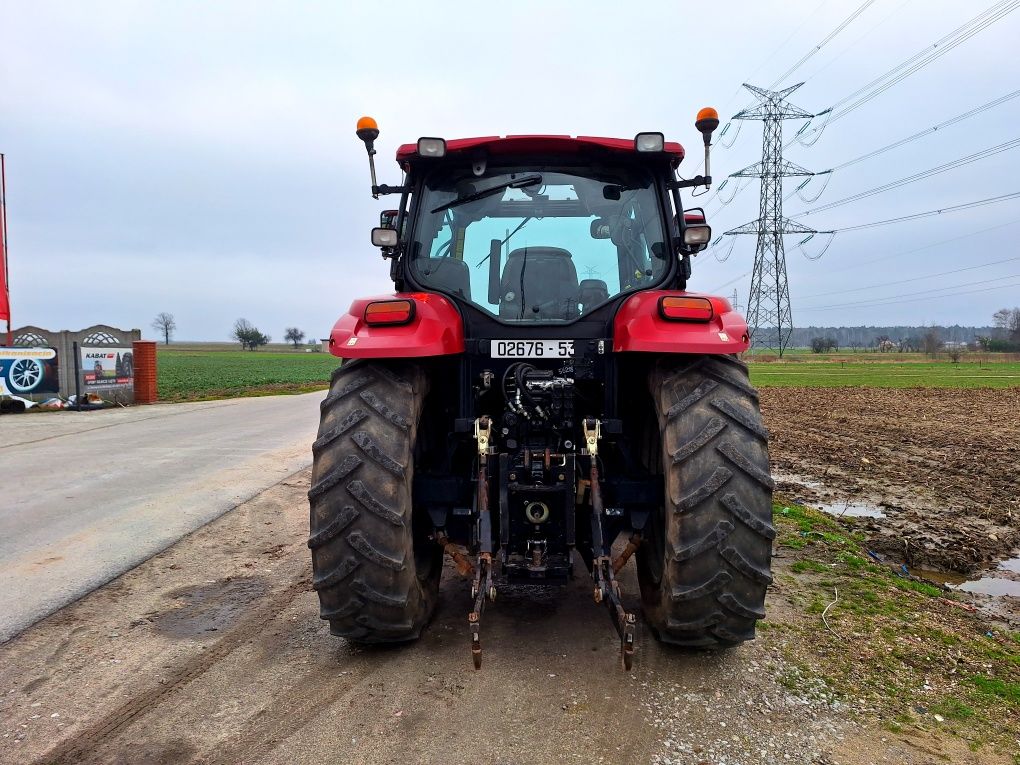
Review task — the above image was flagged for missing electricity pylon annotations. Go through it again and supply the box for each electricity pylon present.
[724,83,818,356]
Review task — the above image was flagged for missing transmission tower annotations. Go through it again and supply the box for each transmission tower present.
[724,83,819,355]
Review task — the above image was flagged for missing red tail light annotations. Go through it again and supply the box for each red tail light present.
[364,299,415,326]
[659,296,714,322]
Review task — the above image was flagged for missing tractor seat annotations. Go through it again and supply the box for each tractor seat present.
[499,247,580,320]
[578,278,610,313]
[419,257,472,300]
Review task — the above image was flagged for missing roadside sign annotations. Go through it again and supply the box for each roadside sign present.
[0,347,59,395]
[81,347,134,388]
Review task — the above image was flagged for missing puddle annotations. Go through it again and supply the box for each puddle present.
[774,472,887,518]
[915,557,1020,598]
[815,499,886,519]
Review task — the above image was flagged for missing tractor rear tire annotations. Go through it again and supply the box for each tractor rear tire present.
[638,355,774,647]
[308,359,441,643]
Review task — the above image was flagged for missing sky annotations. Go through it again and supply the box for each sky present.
[2,0,1019,341]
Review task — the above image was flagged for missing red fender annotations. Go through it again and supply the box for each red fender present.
[329,292,465,359]
[613,291,750,354]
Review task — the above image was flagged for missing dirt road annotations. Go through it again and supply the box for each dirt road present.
[0,393,322,641]
[3,468,1008,765]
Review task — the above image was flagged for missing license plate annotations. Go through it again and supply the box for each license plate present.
[491,340,575,358]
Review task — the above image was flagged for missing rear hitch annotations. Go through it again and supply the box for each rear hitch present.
[584,418,637,671]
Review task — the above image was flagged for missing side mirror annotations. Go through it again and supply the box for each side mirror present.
[379,210,398,229]
[590,218,612,239]
[371,227,398,248]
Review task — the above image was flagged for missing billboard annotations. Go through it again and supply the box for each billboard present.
[0,347,59,395]
[82,347,134,388]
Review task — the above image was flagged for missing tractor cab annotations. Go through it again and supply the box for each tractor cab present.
[379,133,713,328]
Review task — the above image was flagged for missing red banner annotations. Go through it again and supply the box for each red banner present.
[1,153,9,325]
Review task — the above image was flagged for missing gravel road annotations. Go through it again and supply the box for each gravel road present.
[4,468,1003,765]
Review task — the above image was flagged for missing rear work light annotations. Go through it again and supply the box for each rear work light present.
[417,137,447,157]
[634,132,665,152]
[659,296,714,322]
[364,299,415,326]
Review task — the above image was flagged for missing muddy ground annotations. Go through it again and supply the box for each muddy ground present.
[760,387,1020,574]
[4,468,1014,765]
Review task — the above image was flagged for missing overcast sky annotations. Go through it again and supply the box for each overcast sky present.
[2,0,1018,340]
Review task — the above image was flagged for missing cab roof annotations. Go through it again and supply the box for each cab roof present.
[395,135,685,166]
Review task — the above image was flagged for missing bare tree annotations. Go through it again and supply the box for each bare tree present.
[992,307,1020,340]
[151,312,177,345]
[232,318,269,350]
[232,318,254,350]
[284,327,306,348]
[922,328,943,358]
[947,347,964,364]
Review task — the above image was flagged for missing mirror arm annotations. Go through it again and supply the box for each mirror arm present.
[667,176,712,190]
[372,183,410,197]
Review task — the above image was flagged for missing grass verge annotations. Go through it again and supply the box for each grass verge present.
[769,500,1019,756]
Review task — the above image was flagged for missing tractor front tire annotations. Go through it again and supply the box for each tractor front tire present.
[638,355,774,647]
[308,360,441,643]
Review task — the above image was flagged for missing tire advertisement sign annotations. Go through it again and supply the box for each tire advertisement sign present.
[82,347,134,388]
[0,347,59,395]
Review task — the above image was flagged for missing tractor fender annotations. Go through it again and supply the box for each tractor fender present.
[329,292,465,359]
[613,291,750,354]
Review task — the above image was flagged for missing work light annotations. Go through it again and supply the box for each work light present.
[683,224,712,246]
[417,137,447,158]
[634,132,665,152]
[371,227,398,247]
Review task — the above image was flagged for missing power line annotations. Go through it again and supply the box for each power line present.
[703,198,1020,294]
[798,278,1020,311]
[824,217,1020,273]
[702,1,873,172]
[800,273,1020,310]
[783,89,1020,204]
[827,190,1020,231]
[833,90,1020,172]
[747,0,832,91]
[707,271,752,294]
[745,88,1020,209]
[799,0,915,85]
[794,0,1020,143]
[799,256,1020,299]
[795,138,1020,216]
[769,0,877,88]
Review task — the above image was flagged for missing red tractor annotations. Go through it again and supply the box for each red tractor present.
[309,112,773,669]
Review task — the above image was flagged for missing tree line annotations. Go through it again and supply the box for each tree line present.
[807,308,1020,354]
[148,312,313,350]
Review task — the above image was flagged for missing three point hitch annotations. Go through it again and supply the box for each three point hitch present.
[464,417,639,671]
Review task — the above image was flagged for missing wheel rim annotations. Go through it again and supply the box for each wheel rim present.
[9,358,43,392]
